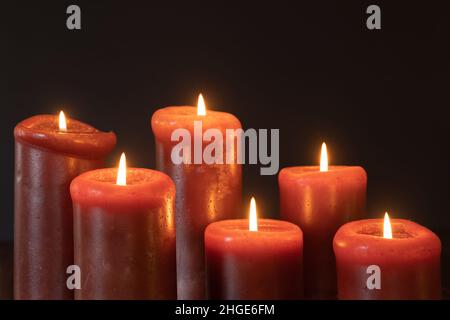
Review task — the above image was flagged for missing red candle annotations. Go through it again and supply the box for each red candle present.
[151,94,242,299]
[14,112,116,300]
[334,213,441,300]
[70,153,177,299]
[205,198,303,299]
[278,143,367,298]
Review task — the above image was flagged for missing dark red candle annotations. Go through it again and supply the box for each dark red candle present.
[278,143,367,299]
[14,112,116,300]
[151,95,242,299]
[205,198,303,300]
[334,214,441,300]
[70,153,177,299]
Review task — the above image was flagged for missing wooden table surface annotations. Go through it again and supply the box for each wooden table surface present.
[1,230,449,300]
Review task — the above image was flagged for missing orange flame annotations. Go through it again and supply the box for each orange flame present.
[249,197,258,232]
[383,212,392,239]
[320,142,328,172]
[116,153,127,186]
[59,111,67,131]
[197,93,206,116]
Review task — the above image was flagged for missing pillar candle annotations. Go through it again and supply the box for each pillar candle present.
[14,112,116,300]
[70,153,177,299]
[278,143,367,299]
[151,95,242,299]
[334,214,441,300]
[205,198,303,299]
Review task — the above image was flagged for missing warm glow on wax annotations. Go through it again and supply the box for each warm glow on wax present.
[320,142,328,172]
[383,212,393,239]
[116,153,127,186]
[59,111,67,131]
[249,197,258,232]
[197,93,206,116]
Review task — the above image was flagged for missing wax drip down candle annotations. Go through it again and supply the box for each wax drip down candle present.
[334,213,441,300]
[205,198,304,300]
[14,112,116,300]
[151,94,242,299]
[278,143,367,299]
[70,153,177,299]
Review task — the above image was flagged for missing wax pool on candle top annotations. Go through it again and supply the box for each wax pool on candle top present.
[14,113,116,300]
[151,95,243,299]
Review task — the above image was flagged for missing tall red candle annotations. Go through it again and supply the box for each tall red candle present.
[334,214,441,299]
[278,143,367,298]
[151,95,242,299]
[70,154,177,299]
[205,198,303,299]
[14,113,116,300]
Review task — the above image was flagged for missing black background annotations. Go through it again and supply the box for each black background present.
[2,0,449,265]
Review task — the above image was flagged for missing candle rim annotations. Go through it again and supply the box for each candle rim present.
[335,218,441,244]
[280,165,361,176]
[74,167,163,186]
[17,114,98,134]
[349,219,423,240]
[14,114,116,160]
[153,106,216,117]
[70,167,175,210]
[357,221,414,239]
[334,218,442,260]
[151,106,241,125]
[151,106,242,141]
[206,218,302,237]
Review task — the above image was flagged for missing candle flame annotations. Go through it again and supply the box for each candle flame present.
[383,212,393,239]
[249,197,258,232]
[116,153,127,186]
[197,93,206,116]
[320,142,328,172]
[59,111,67,131]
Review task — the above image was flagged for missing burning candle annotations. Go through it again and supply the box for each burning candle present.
[334,213,441,299]
[151,94,242,299]
[70,153,177,299]
[205,198,303,300]
[14,112,116,299]
[278,143,367,298]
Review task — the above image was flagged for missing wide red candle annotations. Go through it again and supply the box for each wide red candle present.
[14,113,116,300]
[151,96,242,299]
[278,144,367,298]
[70,155,177,299]
[205,213,303,300]
[334,217,441,300]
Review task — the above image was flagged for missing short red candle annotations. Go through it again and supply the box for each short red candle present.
[279,159,367,298]
[334,218,441,300]
[70,161,177,299]
[14,113,116,300]
[205,218,303,300]
[151,98,242,299]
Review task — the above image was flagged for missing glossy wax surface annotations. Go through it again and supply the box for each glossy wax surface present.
[14,115,116,300]
[279,165,367,298]
[334,219,441,300]
[151,106,242,299]
[205,219,303,300]
[152,106,242,143]
[71,168,177,299]
[14,114,116,159]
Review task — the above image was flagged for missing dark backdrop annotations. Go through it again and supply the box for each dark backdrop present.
[2,1,449,245]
